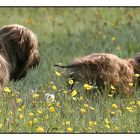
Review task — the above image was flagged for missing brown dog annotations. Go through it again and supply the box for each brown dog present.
[54,53,140,95]
[0,24,40,92]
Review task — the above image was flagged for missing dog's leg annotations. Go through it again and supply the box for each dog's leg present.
[0,57,10,93]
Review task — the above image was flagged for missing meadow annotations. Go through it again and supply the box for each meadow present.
[0,7,140,133]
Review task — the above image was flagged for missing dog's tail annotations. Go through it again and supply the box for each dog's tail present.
[54,64,81,69]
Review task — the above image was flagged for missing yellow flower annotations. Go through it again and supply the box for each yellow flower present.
[108,94,113,97]
[83,84,93,90]
[92,121,97,126]
[136,101,140,106]
[3,87,11,93]
[72,97,77,101]
[110,85,115,90]
[18,108,23,112]
[55,71,61,77]
[71,90,78,97]
[112,104,118,109]
[89,106,95,111]
[11,93,16,97]
[28,121,33,126]
[32,93,39,99]
[135,74,140,77]
[37,108,43,114]
[65,121,71,125]
[88,121,97,127]
[87,127,92,130]
[63,90,68,94]
[29,112,34,117]
[33,118,38,124]
[68,79,74,85]
[36,127,45,133]
[47,102,52,107]
[117,110,122,115]
[19,114,24,119]
[21,105,26,110]
[114,126,119,131]
[84,104,89,108]
[110,111,115,115]
[80,108,86,114]
[79,96,84,101]
[0,124,3,129]
[129,83,134,87]
[104,118,109,124]
[50,81,54,84]
[111,89,115,93]
[129,101,135,106]
[126,107,134,112]
[52,85,57,91]
[16,98,22,103]
[88,121,93,127]
[105,124,110,129]
[56,102,60,107]
[49,106,55,113]
[8,111,13,116]
[67,127,73,133]
[112,36,116,41]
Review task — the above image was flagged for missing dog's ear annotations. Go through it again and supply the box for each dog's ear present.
[12,27,40,81]
[25,33,40,69]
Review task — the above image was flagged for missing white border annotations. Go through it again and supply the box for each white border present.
[0,0,139,139]
[0,134,140,140]
[0,0,140,6]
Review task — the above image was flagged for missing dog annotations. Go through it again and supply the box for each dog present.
[54,53,140,95]
[0,24,40,92]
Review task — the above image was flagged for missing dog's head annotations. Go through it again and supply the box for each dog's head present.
[133,53,140,74]
[134,53,140,64]
[0,24,40,81]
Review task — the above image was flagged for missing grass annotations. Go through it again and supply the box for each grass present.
[0,7,140,133]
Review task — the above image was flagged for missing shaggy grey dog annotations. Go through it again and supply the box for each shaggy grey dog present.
[55,53,140,95]
[0,24,40,92]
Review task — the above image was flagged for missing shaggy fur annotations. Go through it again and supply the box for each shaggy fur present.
[0,24,40,92]
[54,53,140,95]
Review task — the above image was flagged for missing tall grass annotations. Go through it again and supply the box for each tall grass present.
[0,7,140,133]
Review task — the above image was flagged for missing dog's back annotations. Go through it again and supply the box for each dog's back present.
[54,53,136,94]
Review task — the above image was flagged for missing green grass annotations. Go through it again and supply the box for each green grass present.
[0,7,140,133]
